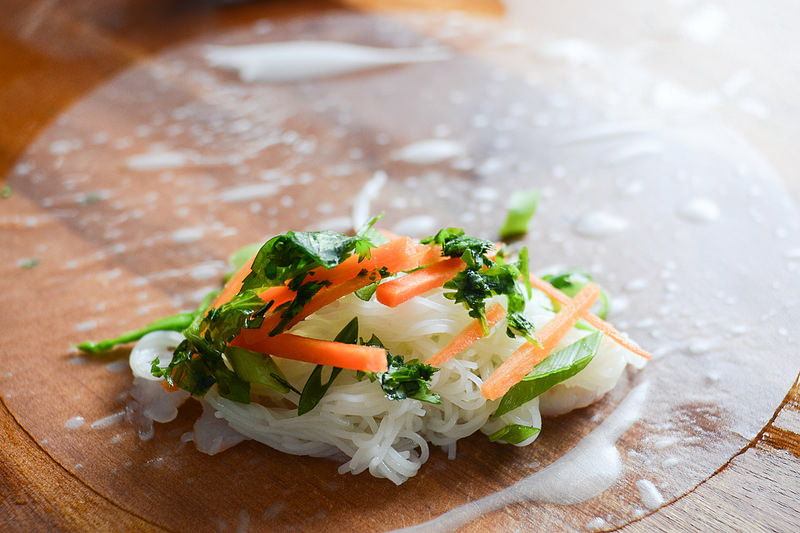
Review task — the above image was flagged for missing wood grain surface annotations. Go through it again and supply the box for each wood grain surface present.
[2,1,799,531]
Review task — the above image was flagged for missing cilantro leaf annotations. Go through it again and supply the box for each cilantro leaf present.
[542,269,610,320]
[422,227,494,268]
[494,332,602,417]
[425,227,535,341]
[380,355,440,404]
[153,333,251,403]
[358,335,440,404]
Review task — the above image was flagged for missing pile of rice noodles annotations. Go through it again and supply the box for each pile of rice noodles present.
[128,286,646,485]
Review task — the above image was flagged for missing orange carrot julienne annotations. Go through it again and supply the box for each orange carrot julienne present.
[481,283,601,401]
[304,236,423,287]
[427,302,507,365]
[210,253,257,310]
[235,273,379,345]
[376,257,465,308]
[528,274,651,360]
[212,237,433,309]
[233,333,388,373]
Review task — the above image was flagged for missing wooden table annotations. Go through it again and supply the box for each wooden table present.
[1,1,799,531]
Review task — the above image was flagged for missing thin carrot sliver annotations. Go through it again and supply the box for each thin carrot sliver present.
[209,253,257,310]
[235,274,378,346]
[306,237,423,286]
[232,333,388,373]
[481,283,601,401]
[528,274,652,360]
[376,257,464,308]
[427,302,507,365]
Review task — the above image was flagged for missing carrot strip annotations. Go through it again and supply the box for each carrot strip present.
[235,274,379,346]
[376,257,464,308]
[210,254,257,310]
[306,237,424,286]
[427,302,507,365]
[481,283,601,401]
[528,274,651,360]
[233,333,388,373]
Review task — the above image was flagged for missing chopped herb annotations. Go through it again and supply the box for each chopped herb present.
[542,269,610,320]
[379,353,440,404]
[423,227,535,341]
[153,333,251,403]
[238,216,383,334]
[499,189,539,241]
[494,332,602,417]
[422,227,494,269]
[240,216,382,293]
[1,185,11,198]
[487,424,540,444]
[78,192,103,205]
[18,258,39,269]
[359,334,440,404]
[297,318,358,415]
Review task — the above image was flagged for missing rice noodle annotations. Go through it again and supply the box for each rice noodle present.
[128,286,643,484]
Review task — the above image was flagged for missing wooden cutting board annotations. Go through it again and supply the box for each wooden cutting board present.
[2,1,799,531]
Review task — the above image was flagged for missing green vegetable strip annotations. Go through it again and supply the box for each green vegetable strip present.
[493,332,603,417]
[487,424,540,444]
[297,318,358,415]
[499,189,539,241]
[77,312,197,354]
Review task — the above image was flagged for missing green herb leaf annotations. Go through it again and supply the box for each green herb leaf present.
[494,332,603,417]
[297,318,359,415]
[18,258,39,269]
[422,227,494,269]
[78,191,103,206]
[202,290,273,344]
[354,281,379,301]
[379,354,440,404]
[153,334,251,403]
[487,424,540,444]
[1,185,11,199]
[542,269,610,320]
[77,312,196,354]
[499,189,539,241]
[240,217,382,294]
[225,346,290,394]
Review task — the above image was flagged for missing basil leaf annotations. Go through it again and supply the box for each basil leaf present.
[488,424,540,444]
[297,318,359,415]
[494,332,603,417]
[298,366,343,415]
[499,189,539,241]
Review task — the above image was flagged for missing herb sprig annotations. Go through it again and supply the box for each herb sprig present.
[423,228,535,342]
